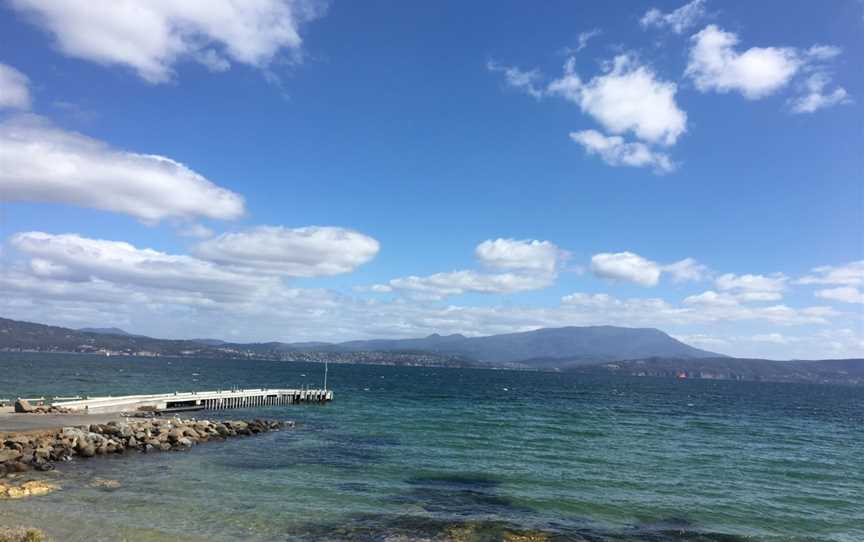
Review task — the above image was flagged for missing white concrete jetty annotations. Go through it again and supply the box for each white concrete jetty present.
[51,388,333,414]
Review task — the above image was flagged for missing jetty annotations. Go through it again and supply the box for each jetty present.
[49,388,333,414]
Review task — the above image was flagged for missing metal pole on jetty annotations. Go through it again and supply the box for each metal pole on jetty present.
[323,360,329,391]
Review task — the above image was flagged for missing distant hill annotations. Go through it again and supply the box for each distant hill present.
[335,326,721,364]
[1,315,861,384]
[571,356,864,385]
[1,318,719,364]
[79,327,137,337]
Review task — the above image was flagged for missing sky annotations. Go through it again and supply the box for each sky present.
[0,0,862,360]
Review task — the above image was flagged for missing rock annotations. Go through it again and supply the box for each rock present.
[159,442,172,452]
[78,444,96,458]
[89,478,121,489]
[0,480,58,500]
[4,461,31,473]
[0,526,46,542]
[13,399,35,413]
[176,437,193,448]
[0,449,22,463]
[33,448,52,463]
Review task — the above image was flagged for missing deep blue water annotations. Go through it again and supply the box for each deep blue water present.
[1,352,862,541]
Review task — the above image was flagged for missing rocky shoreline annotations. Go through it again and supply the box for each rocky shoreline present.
[0,417,290,481]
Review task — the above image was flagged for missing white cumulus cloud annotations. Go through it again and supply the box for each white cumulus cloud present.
[9,0,325,83]
[591,251,662,287]
[686,25,801,99]
[591,252,708,286]
[0,63,31,109]
[550,54,687,146]
[663,257,710,282]
[570,130,675,173]
[475,238,563,273]
[715,272,788,292]
[797,261,864,286]
[193,226,380,277]
[375,238,563,300]
[789,72,851,113]
[640,0,709,34]
[0,115,245,223]
[815,287,864,304]
[9,231,273,302]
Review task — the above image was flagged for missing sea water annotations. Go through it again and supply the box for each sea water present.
[1,353,862,541]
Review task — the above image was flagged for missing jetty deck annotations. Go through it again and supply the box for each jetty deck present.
[51,388,333,414]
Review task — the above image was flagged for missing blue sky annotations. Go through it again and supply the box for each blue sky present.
[0,0,861,359]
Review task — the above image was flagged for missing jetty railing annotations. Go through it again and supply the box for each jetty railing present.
[51,388,333,414]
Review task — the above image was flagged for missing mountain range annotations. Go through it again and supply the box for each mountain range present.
[0,316,861,384]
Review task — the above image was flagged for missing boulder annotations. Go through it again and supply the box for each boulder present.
[3,461,31,473]
[78,444,96,458]
[13,399,35,413]
[0,480,58,499]
[0,449,22,463]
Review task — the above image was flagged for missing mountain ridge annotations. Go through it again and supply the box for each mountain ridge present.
[1,316,861,384]
[3,316,720,363]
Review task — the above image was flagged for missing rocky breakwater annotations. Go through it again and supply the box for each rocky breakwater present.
[0,418,290,480]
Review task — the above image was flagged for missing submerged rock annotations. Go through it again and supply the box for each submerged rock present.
[0,526,46,542]
[0,479,59,499]
[89,478,121,489]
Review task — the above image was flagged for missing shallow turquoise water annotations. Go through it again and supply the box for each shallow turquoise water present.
[1,353,862,541]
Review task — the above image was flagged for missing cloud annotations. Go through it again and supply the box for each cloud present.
[575,29,602,52]
[549,54,687,146]
[806,45,842,61]
[686,25,802,99]
[640,0,708,34]
[193,226,380,277]
[9,0,325,83]
[715,272,787,292]
[590,252,709,286]
[0,63,31,109]
[798,261,864,286]
[560,292,620,308]
[591,251,661,287]
[9,232,276,302]
[1,232,851,357]
[683,290,740,307]
[487,61,543,99]
[0,115,245,223]
[178,223,215,239]
[384,270,556,300]
[750,332,791,344]
[736,291,783,302]
[789,72,851,113]
[570,130,675,173]
[681,290,836,325]
[475,238,564,273]
[375,238,563,300]
[662,257,710,282]
[815,287,864,304]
